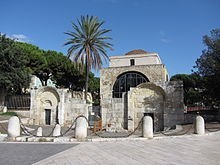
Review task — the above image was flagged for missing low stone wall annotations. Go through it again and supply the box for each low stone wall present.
[183,110,219,124]
[8,109,30,118]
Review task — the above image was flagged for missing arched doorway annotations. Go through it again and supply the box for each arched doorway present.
[35,87,60,125]
[128,83,165,132]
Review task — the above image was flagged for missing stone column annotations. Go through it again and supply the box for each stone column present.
[75,117,87,139]
[8,116,20,138]
[194,115,205,135]
[127,91,135,131]
[142,115,153,138]
[58,89,65,125]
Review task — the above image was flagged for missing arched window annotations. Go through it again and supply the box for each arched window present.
[113,72,149,98]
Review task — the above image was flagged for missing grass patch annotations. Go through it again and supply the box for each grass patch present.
[0,112,18,116]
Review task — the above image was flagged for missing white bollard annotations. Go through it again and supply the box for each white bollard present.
[75,117,87,139]
[195,115,205,135]
[36,127,42,137]
[3,106,7,113]
[53,124,61,137]
[8,116,20,137]
[142,115,153,139]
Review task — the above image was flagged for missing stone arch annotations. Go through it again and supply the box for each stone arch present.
[35,86,60,125]
[137,82,166,100]
[37,86,60,102]
[128,82,165,132]
[112,71,150,98]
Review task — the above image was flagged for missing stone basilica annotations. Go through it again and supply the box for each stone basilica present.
[100,49,184,132]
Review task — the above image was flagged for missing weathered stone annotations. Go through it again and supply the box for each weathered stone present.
[36,127,42,136]
[143,116,153,138]
[100,50,184,132]
[53,124,61,137]
[8,116,20,137]
[75,117,87,139]
[194,115,205,135]
[29,86,90,126]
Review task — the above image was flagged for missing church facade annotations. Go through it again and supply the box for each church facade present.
[100,49,184,132]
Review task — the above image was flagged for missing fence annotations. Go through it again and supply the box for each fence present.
[5,95,30,110]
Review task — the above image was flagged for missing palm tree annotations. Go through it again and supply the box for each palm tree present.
[64,15,113,102]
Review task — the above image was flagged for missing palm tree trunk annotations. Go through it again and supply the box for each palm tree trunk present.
[85,66,89,102]
[84,51,89,102]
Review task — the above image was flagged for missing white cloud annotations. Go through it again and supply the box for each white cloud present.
[8,34,30,43]
[159,30,171,44]
[160,38,170,43]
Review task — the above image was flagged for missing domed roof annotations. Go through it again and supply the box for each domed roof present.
[125,49,149,55]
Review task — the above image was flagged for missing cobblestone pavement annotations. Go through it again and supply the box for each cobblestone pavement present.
[0,143,77,165]
[34,132,220,165]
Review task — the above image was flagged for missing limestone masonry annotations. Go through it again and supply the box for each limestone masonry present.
[100,49,184,132]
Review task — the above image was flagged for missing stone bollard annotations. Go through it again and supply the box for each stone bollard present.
[194,115,205,135]
[53,124,61,137]
[36,127,42,137]
[8,116,20,138]
[3,106,7,113]
[142,115,153,139]
[75,117,88,139]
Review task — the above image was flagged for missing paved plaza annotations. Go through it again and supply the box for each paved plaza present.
[32,132,220,165]
[0,143,77,165]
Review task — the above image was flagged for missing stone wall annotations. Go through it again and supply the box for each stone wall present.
[128,83,165,132]
[100,64,184,132]
[100,64,167,100]
[30,86,91,126]
[102,98,124,132]
[164,81,184,128]
[101,80,184,132]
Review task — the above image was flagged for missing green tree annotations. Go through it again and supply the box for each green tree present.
[64,15,113,101]
[0,34,30,105]
[170,74,203,106]
[195,29,220,106]
[50,53,85,90]
[88,73,100,105]
[16,42,85,89]
[15,42,48,85]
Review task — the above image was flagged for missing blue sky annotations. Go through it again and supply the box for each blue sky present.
[1,0,220,77]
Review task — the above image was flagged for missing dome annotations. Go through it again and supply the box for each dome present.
[125,49,149,55]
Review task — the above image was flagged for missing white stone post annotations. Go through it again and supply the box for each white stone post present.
[194,115,205,135]
[142,115,153,139]
[36,127,42,137]
[53,124,61,136]
[75,117,87,139]
[3,106,7,113]
[7,116,20,138]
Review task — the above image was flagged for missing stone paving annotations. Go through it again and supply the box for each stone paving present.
[34,132,220,165]
[0,143,77,165]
